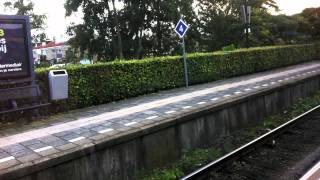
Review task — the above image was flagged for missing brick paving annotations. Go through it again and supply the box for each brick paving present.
[0,61,320,172]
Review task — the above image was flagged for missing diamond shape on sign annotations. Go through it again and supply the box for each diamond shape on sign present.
[175,19,189,38]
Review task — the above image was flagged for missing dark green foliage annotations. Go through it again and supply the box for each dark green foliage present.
[297,7,320,40]
[35,62,50,69]
[35,44,320,112]
[222,44,237,52]
[141,148,221,180]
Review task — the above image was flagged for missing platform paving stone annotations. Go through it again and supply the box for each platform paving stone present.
[0,159,20,171]
[0,61,320,174]
[55,143,78,151]
[59,132,84,142]
[76,130,99,138]
[70,139,93,146]
[36,148,60,157]
[20,139,43,147]
[1,144,33,158]
[17,153,41,163]
[0,152,10,159]
[25,142,49,151]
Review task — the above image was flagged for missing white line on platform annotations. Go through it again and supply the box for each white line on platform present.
[254,86,260,89]
[124,122,138,126]
[234,91,242,94]
[0,156,15,163]
[98,128,114,134]
[270,82,276,85]
[223,94,231,98]
[183,106,192,109]
[34,146,53,153]
[197,102,206,105]
[262,84,269,87]
[211,98,219,101]
[278,80,283,82]
[165,111,176,114]
[245,88,252,91]
[312,70,316,73]
[146,116,158,120]
[285,78,290,80]
[69,137,85,143]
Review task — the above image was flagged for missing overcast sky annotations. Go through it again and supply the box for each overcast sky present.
[1,0,320,42]
[275,0,320,15]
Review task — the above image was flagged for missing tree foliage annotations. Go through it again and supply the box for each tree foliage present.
[297,7,320,40]
[3,0,47,43]
[4,0,46,30]
[65,0,318,61]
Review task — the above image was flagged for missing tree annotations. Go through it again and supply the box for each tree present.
[196,0,279,50]
[65,0,289,61]
[65,0,199,60]
[65,0,119,60]
[3,0,47,44]
[4,0,46,30]
[297,7,320,40]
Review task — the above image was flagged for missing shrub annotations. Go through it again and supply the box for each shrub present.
[222,44,236,52]
[35,44,320,113]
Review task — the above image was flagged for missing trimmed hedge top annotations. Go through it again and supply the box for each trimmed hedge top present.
[36,44,320,113]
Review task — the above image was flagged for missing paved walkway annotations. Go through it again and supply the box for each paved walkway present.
[0,61,320,171]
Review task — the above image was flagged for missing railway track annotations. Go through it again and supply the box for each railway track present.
[182,105,320,180]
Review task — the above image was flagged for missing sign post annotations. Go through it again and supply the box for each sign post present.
[175,19,189,88]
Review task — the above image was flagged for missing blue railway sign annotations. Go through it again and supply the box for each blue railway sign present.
[175,19,189,38]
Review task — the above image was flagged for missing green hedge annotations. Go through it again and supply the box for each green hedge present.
[35,44,320,113]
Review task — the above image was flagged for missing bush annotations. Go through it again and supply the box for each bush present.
[35,44,320,113]
[222,44,236,51]
[35,61,51,68]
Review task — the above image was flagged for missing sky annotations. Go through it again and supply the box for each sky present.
[1,0,320,42]
[274,0,320,15]
[1,0,82,42]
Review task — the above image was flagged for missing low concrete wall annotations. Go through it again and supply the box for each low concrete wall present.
[6,75,320,180]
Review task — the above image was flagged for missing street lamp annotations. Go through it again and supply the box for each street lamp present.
[241,0,251,48]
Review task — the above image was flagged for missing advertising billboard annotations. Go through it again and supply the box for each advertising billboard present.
[0,15,33,81]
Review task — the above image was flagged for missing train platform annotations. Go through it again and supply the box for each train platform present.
[1,61,320,177]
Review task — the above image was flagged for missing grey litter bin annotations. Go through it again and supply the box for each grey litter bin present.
[48,69,68,100]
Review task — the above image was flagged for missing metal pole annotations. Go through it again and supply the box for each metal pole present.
[245,0,249,48]
[179,11,189,88]
[246,26,249,48]
[182,37,189,88]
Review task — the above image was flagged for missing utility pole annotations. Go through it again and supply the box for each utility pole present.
[242,0,251,48]
[245,0,249,48]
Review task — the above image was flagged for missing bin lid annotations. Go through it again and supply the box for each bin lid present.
[49,69,68,76]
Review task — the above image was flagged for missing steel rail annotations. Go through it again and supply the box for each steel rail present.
[181,105,320,180]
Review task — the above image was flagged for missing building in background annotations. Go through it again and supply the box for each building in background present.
[33,42,69,64]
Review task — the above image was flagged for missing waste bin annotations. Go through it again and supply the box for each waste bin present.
[48,69,68,100]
